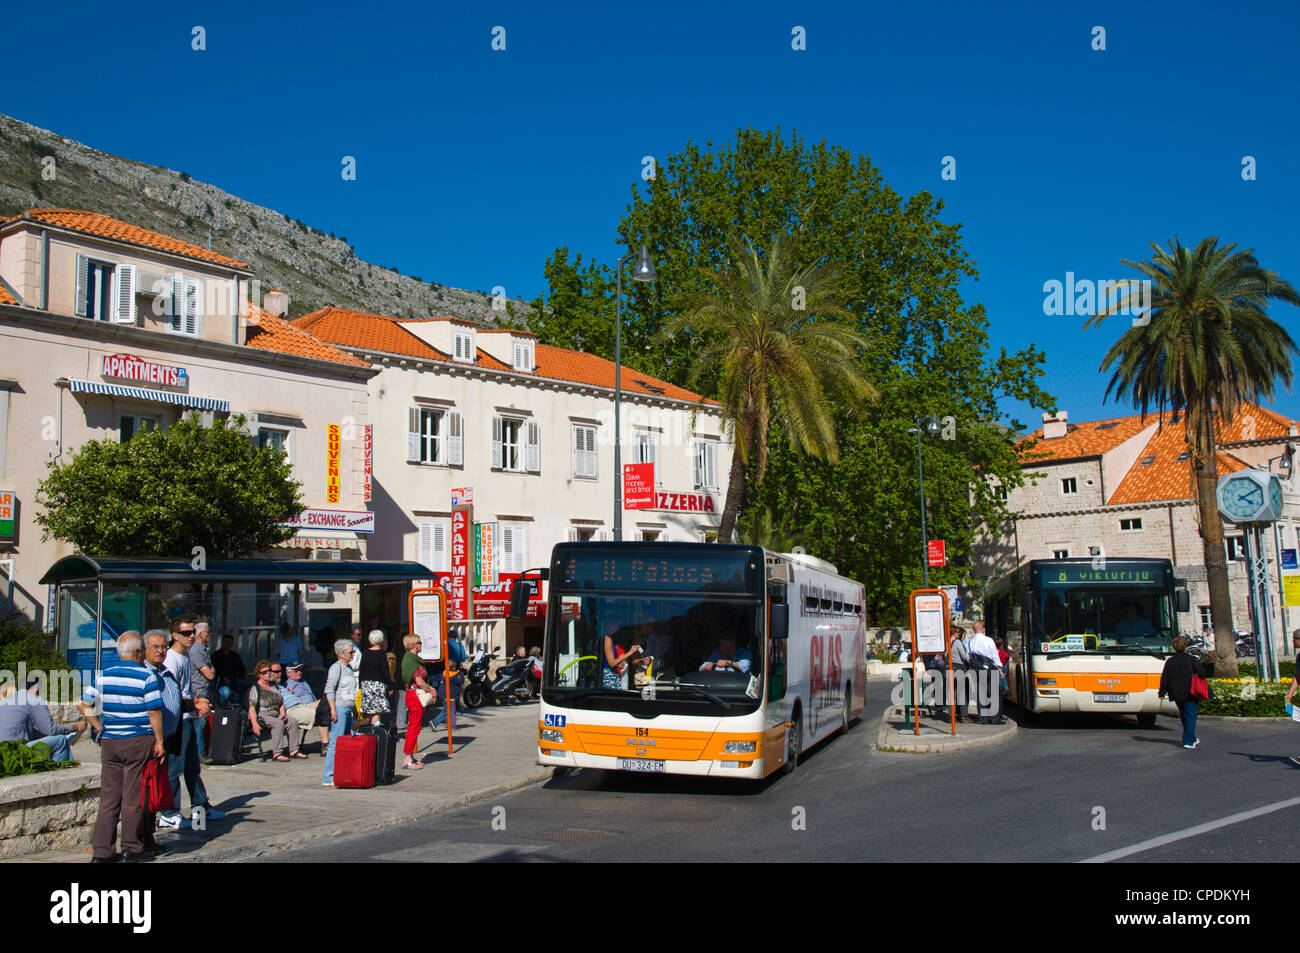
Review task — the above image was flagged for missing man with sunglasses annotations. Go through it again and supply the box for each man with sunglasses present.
[162,617,224,828]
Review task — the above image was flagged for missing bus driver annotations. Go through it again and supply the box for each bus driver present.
[1114,602,1158,640]
[700,637,753,674]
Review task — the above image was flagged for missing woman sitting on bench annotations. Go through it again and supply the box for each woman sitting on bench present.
[248,660,304,761]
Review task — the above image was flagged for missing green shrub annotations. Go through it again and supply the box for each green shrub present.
[0,618,70,674]
[1200,679,1290,717]
[1237,660,1295,680]
[0,740,77,778]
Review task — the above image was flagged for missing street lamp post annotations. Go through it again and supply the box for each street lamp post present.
[910,413,941,586]
[613,244,657,541]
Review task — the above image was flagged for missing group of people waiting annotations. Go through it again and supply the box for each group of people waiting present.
[77,618,227,862]
[924,620,1009,725]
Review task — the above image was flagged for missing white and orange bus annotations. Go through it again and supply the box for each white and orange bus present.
[985,558,1190,725]
[536,542,867,779]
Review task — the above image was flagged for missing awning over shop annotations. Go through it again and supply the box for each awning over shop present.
[39,555,433,586]
[67,379,229,414]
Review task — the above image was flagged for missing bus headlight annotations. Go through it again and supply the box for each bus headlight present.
[540,729,564,744]
[1036,678,1056,686]
[723,740,756,753]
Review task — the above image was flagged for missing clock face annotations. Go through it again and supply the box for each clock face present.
[1270,478,1283,517]
[1223,477,1262,520]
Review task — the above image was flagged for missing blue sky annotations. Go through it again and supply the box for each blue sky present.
[6,0,1299,430]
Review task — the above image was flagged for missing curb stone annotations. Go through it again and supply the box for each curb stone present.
[156,768,554,863]
[874,706,1018,754]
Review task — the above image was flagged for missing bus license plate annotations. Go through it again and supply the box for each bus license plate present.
[1094,693,1128,703]
[617,758,666,773]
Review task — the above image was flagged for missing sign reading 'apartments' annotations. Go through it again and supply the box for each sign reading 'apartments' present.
[101,353,188,388]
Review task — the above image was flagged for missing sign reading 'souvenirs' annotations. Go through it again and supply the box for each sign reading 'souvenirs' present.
[101,353,188,388]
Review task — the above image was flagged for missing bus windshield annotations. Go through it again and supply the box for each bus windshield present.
[545,592,762,709]
[1036,585,1175,655]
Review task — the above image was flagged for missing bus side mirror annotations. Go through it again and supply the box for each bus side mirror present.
[770,603,789,641]
[1176,589,1190,613]
[508,580,532,620]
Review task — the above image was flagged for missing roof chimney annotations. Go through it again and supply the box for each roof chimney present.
[1042,410,1068,440]
[264,289,290,318]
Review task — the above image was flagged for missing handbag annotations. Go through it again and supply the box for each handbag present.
[415,688,435,708]
[1189,674,1210,702]
[140,757,174,813]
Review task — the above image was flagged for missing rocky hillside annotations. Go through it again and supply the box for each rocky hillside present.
[0,113,532,324]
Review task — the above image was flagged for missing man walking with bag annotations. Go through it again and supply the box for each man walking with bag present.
[77,632,165,863]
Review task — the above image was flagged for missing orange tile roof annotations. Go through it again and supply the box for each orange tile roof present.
[295,306,708,402]
[533,344,705,402]
[0,282,16,306]
[243,304,371,369]
[10,209,249,270]
[1025,404,1295,505]
[1018,414,1154,463]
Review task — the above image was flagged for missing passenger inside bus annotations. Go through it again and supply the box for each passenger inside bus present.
[1113,602,1158,641]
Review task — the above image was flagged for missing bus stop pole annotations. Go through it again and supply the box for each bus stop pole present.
[94,580,104,677]
[911,629,919,736]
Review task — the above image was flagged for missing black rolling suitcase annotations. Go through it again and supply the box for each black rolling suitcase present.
[208,706,244,765]
[355,724,397,785]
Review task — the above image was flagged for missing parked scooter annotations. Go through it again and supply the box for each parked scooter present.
[490,654,542,704]
[459,652,496,710]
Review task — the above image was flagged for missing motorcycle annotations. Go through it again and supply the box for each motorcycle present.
[490,655,542,705]
[458,652,496,710]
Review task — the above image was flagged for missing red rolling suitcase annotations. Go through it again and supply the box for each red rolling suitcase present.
[334,733,377,789]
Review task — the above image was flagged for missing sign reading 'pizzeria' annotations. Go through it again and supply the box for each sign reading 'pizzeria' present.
[651,492,717,513]
[101,353,188,388]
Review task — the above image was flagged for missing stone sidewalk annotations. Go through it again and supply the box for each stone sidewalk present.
[7,703,550,863]
[875,705,1017,753]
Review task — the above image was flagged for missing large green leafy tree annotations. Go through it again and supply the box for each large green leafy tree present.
[36,413,304,558]
[665,233,878,539]
[528,129,1053,623]
[1086,237,1300,676]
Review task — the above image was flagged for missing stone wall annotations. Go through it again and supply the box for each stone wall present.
[0,765,100,859]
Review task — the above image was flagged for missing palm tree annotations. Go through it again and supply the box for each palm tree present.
[664,233,879,541]
[737,503,813,553]
[1085,237,1300,676]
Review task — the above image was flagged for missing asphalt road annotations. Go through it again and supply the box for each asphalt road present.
[261,705,1300,863]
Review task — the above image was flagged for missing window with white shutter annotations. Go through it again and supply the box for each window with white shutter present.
[407,407,421,462]
[113,263,136,324]
[572,425,597,479]
[453,330,475,363]
[694,440,717,489]
[183,277,200,335]
[418,520,449,572]
[492,416,504,469]
[169,273,183,332]
[500,522,527,573]
[512,341,534,372]
[447,411,463,466]
[525,420,541,473]
[75,254,88,317]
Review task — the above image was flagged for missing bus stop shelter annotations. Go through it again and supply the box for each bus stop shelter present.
[39,556,436,674]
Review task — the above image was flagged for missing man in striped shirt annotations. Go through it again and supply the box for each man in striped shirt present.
[77,631,164,863]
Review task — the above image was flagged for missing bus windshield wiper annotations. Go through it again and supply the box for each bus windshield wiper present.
[667,684,733,710]
[1112,645,1165,658]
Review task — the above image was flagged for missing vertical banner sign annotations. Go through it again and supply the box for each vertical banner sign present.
[326,424,341,504]
[1282,548,1300,607]
[451,508,471,621]
[623,462,655,509]
[927,539,946,568]
[0,491,14,538]
[475,522,497,586]
[362,425,373,503]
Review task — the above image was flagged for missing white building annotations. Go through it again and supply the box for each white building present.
[294,306,735,652]
[971,406,1300,657]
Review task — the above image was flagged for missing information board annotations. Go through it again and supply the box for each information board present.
[409,587,446,661]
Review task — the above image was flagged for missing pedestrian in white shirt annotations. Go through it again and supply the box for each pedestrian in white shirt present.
[966,621,1004,725]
